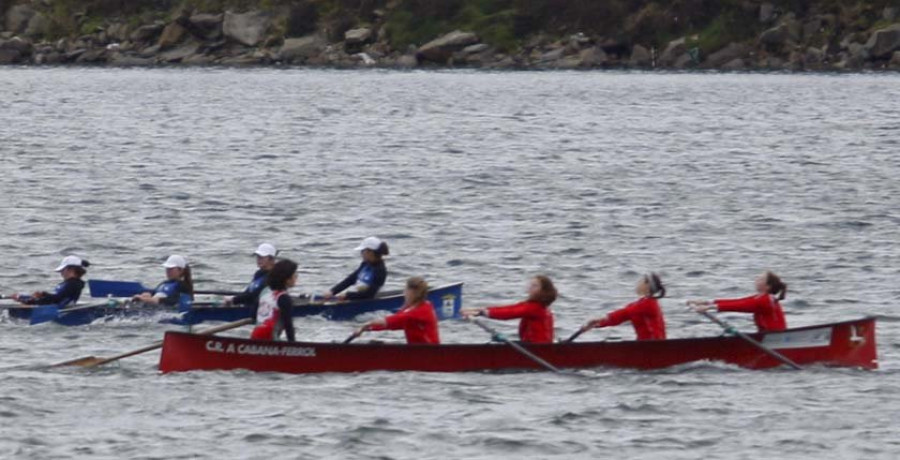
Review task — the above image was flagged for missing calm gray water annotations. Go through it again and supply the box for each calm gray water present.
[1,68,899,459]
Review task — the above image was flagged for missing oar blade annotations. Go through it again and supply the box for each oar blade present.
[29,305,60,325]
[88,280,147,298]
[51,356,103,368]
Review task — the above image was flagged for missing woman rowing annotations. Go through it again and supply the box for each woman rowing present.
[323,236,389,301]
[461,275,557,343]
[354,277,439,344]
[250,259,299,342]
[577,273,667,340]
[12,256,90,308]
[224,243,278,319]
[688,271,788,331]
[133,255,194,309]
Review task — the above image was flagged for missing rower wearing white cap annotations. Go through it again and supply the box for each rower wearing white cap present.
[323,236,389,301]
[225,243,279,320]
[133,254,194,308]
[12,255,90,308]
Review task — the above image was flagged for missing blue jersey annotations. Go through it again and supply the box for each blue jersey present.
[330,261,387,300]
[231,269,269,322]
[153,280,192,311]
[27,278,85,307]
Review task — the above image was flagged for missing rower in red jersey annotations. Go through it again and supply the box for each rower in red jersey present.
[578,273,667,340]
[461,275,557,343]
[689,271,788,332]
[356,277,440,344]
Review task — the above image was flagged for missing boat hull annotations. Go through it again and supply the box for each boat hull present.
[178,283,463,325]
[158,317,878,374]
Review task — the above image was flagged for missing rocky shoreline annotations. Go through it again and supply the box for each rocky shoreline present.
[2,2,900,71]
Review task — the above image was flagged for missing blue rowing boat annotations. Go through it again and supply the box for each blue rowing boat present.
[4,282,464,326]
[178,282,463,325]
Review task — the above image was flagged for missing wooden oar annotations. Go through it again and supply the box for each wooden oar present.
[467,317,561,373]
[564,326,589,343]
[696,309,802,370]
[343,330,363,344]
[193,289,243,296]
[52,318,253,368]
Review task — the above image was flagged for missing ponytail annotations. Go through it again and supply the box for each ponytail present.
[73,259,90,278]
[766,271,787,301]
[377,242,390,257]
[183,265,194,300]
[646,272,666,298]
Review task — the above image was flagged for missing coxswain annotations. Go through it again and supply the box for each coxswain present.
[12,255,90,308]
[323,236,388,301]
[133,255,194,308]
[355,276,439,344]
[225,243,278,320]
[578,273,667,340]
[688,271,788,332]
[250,259,299,342]
[461,275,557,343]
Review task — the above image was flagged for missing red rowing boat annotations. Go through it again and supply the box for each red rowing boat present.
[158,317,878,374]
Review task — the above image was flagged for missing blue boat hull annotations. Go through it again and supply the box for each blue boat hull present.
[6,303,170,326]
[5,283,464,326]
[178,283,464,325]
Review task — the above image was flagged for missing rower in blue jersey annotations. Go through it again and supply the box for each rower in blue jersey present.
[324,236,389,301]
[12,255,90,308]
[133,254,194,309]
[225,243,278,321]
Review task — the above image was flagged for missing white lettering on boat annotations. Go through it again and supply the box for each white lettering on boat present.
[205,340,316,357]
[762,327,832,349]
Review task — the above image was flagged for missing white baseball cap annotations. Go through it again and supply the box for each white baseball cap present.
[55,255,84,272]
[354,236,383,252]
[162,255,188,269]
[254,243,278,258]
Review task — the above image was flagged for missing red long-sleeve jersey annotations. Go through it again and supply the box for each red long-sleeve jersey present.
[597,297,666,340]
[370,301,440,344]
[486,301,554,343]
[715,294,787,332]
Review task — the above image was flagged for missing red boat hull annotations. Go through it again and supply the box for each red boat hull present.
[158,317,878,374]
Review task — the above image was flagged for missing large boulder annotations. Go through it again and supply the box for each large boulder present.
[629,44,651,67]
[344,28,372,45]
[0,37,33,64]
[106,23,131,42]
[705,42,750,67]
[188,13,223,40]
[759,18,800,48]
[659,37,687,65]
[23,12,47,38]
[157,22,186,50]
[278,35,326,62]
[721,58,745,70]
[889,51,900,68]
[4,4,35,35]
[578,46,607,67]
[158,41,200,62]
[131,23,165,43]
[864,24,900,59]
[223,10,271,47]
[416,30,479,63]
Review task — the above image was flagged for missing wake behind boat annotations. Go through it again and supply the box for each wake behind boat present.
[158,317,878,374]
